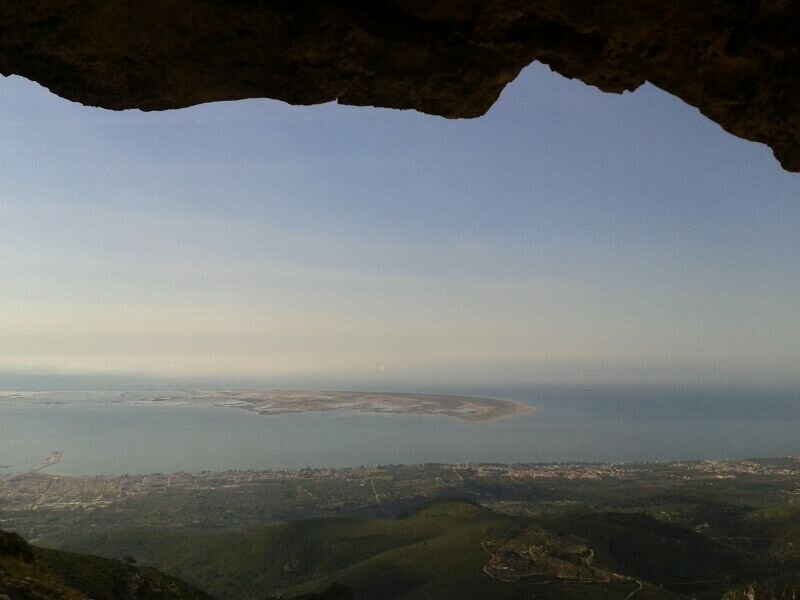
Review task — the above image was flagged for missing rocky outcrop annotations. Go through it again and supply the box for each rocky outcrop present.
[0,530,211,600]
[1,1,798,170]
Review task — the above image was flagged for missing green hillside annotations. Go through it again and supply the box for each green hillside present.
[54,499,773,600]
[0,529,211,599]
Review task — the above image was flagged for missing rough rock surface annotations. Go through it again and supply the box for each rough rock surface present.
[1,1,798,170]
[0,529,211,599]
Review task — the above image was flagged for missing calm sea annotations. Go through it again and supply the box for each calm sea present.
[1,386,798,475]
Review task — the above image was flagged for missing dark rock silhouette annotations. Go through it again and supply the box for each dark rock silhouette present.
[1,2,798,170]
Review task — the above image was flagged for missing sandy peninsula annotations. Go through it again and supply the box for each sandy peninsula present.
[192,390,533,422]
[3,390,533,422]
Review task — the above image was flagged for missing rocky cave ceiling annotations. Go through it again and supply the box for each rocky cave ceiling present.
[1,1,798,170]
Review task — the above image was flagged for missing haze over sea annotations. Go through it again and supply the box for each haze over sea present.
[2,386,799,476]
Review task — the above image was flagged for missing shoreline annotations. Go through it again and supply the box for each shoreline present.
[213,391,535,422]
[3,456,798,480]
[0,388,534,421]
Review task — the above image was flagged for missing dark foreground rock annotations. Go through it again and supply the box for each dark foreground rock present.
[0,530,212,600]
[1,1,799,170]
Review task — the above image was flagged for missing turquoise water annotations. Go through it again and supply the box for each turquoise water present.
[1,387,799,475]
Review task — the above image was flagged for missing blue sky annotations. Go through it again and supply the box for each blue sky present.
[1,63,798,388]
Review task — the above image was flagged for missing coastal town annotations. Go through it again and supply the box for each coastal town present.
[3,457,800,544]
[4,455,800,600]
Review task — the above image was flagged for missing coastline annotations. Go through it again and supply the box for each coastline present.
[212,391,535,422]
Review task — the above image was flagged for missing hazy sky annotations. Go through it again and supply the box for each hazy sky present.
[1,63,798,388]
